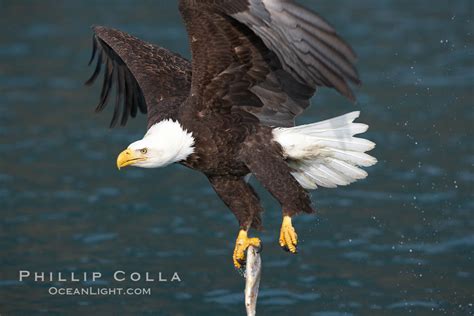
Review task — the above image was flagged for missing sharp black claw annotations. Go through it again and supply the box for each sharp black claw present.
[235,259,247,277]
[281,245,298,253]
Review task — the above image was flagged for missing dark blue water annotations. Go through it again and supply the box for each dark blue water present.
[0,1,473,315]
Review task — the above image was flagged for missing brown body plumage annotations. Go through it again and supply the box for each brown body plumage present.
[86,0,371,267]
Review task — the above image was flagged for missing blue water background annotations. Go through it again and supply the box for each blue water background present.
[0,1,473,315]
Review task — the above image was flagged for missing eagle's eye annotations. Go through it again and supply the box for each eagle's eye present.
[140,148,148,154]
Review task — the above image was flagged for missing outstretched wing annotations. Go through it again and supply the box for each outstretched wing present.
[85,26,192,128]
[179,0,360,127]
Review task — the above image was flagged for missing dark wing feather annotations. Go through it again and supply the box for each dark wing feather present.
[229,0,360,99]
[85,26,192,128]
[179,0,360,127]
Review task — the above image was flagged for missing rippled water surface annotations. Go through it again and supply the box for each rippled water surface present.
[0,1,473,315]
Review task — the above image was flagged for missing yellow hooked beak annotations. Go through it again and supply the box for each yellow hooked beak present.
[116,148,146,170]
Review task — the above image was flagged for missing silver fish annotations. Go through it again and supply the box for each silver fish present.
[244,245,262,316]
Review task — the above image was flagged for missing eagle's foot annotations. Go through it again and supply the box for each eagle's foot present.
[279,215,298,253]
[233,230,261,269]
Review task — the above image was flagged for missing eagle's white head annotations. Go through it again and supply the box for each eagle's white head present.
[116,119,195,169]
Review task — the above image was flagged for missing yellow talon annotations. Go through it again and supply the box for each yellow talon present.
[233,230,261,269]
[279,215,298,253]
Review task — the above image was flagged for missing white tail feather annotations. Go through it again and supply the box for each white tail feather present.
[273,111,377,189]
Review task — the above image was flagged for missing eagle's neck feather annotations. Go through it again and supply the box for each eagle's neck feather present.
[143,119,195,166]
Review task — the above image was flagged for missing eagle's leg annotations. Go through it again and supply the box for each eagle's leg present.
[208,175,264,269]
[279,215,298,253]
[239,139,314,254]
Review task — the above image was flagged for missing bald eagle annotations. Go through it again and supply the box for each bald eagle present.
[86,0,376,269]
